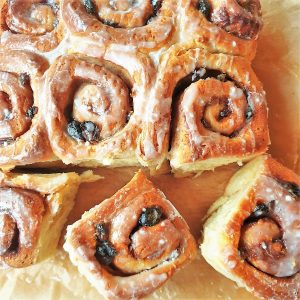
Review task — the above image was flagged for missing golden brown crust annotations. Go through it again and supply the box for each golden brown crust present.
[201,155,300,300]
[180,0,262,60]
[0,170,93,268]
[0,187,45,267]
[62,0,177,54]
[0,50,55,170]
[64,170,197,300]
[0,1,265,171]
[42,48,163,169]
[0,0,65,52]
[164,46,269,174]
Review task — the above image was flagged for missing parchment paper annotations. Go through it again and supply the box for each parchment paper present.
[1,0,299,299]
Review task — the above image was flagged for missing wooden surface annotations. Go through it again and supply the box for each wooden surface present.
[0,0,299,299]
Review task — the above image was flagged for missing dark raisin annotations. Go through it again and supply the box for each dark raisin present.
[19,73,30,86]
[250,203,269,219]
[95,240,116,265]
[292,186,300,197]
[138,206,163,227]
[268,200,276,210]
[191,68,206,82]
[67,120,84,142]
[7,226,19,253]
[95,223,107,241]
[218,107,231,120]
[201,117,211,129]
[217,73,227,82]
[101,19,120,28]
[147,0,163,25]
[80,121,100,143]
[26,106,38,119]
[229,130,239,138]
[151,0,162,16]
[197,0,211,19]
[83,0,96,15]
[67,120,101,143]
[245,105,253,120]
[280,181,300,197]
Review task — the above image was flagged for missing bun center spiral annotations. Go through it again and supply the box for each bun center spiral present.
[198,0,261,39]
[0,213,17,255]
[94,0,155,27]
[48,56,131,144]
[72,76,129,140]
[179,74,249,138]
[0,71,33,143]
[239,177,300,277]
[109,201,181,274]
[6,0,59,35]
[0,187,45,267]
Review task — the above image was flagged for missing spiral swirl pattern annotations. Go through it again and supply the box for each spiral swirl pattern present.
[46,54,130,138]
[0,187,45,268]
[202,156,300,300]
[43,49,156,167]
[0,50,53,167]
[0,72,32,143]
[62,0,175,52]
[0,0,63,52]
[182,78,248,138]
[157,48,269,173]
[209,0,262,39]
[95,0,154,28]
[180,0,262,59]
[240,173,300,277]
[64,171,197,299]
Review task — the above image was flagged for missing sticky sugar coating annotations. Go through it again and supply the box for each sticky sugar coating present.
[202,156,300,300]
[64,171,197,300]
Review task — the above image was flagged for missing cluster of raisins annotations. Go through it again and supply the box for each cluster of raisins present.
[94,223,116,266]
[67,120,100,144]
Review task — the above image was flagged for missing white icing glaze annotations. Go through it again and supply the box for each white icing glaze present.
[97,0,153,28]
[6,1,57,35]
[1,0,63,53]
[181,78,247,154]
[0,187,45,265]
[63,172,195,299]
[209,0,262,40]
[72,74,129,139]
[62,0,174,52]
[0,72,32,140]
[253,175,300,277]
[43,34,71,64]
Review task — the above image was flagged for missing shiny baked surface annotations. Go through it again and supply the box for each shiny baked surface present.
[0,170,88,268]
[202,155,300,299]
[64,170,197,299]
[0,0,299,299]
[0,0,266,171]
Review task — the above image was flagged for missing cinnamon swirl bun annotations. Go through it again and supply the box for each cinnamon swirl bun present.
[0,0,64,52]
[64,170,197,299]
[43,48,160,169]
[61,0,176,54]
[180,0,262,60]
[0,170,98,268]
[201,155,300,300]
[0,50,55,170]
[164,47,269,175]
